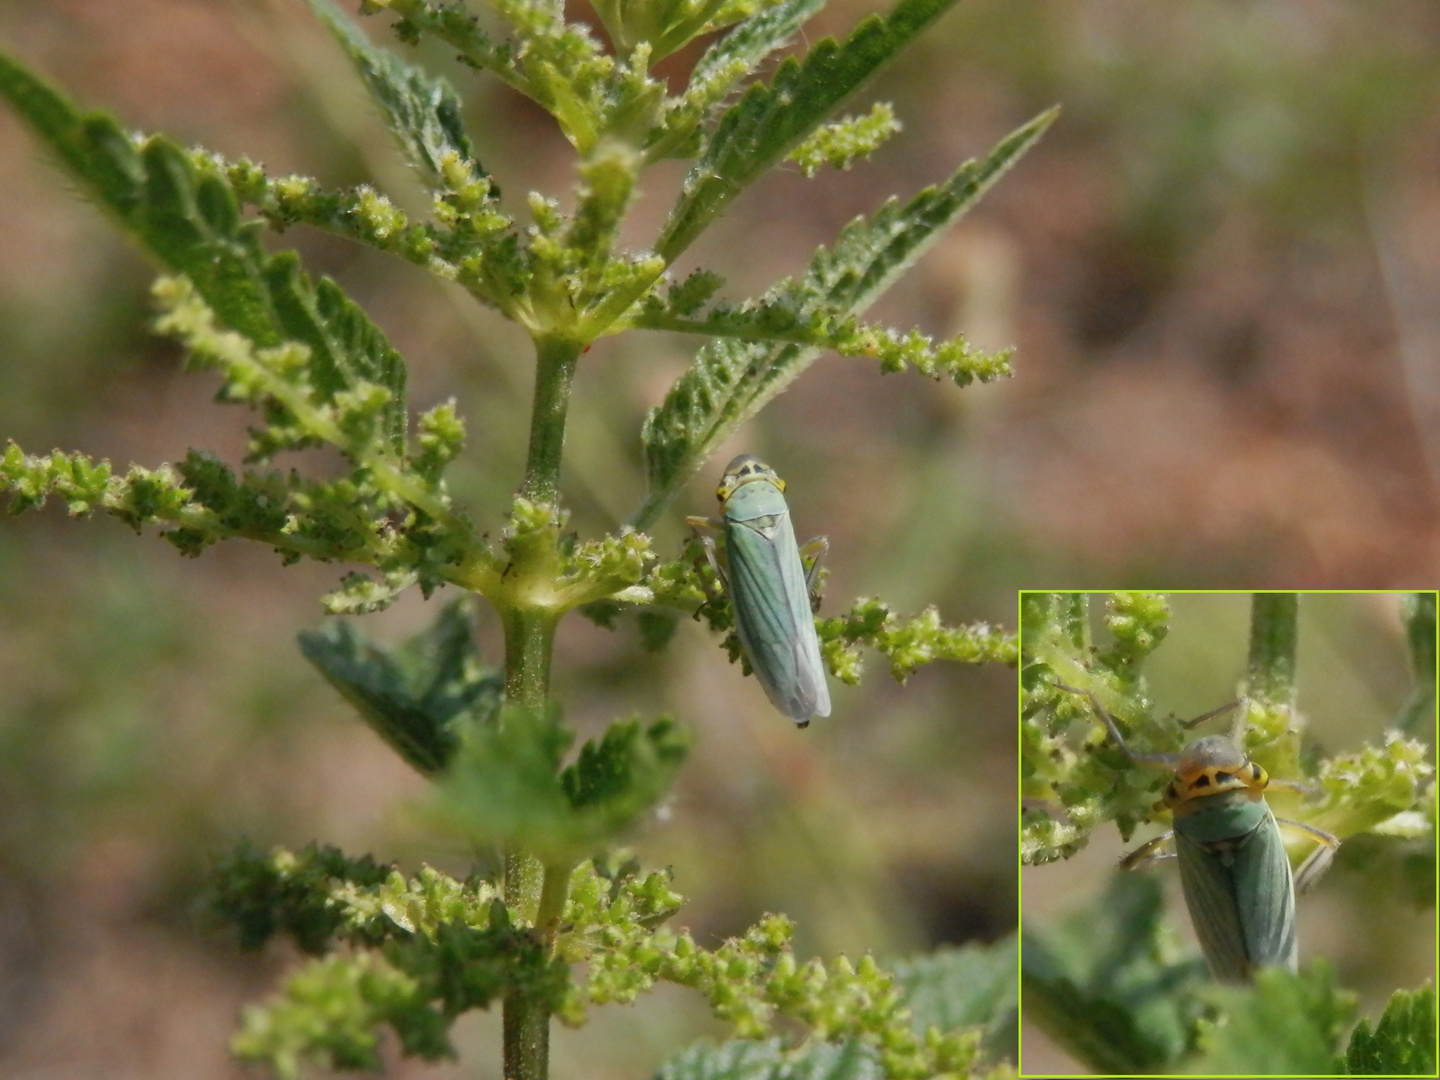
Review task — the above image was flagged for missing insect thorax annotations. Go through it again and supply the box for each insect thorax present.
[1160,735,1270,817]
[717,454,785,503]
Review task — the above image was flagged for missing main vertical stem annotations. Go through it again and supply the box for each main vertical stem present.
[1247,592,1299,709]
[502,332,583,1080]
[501,606,555,1080]
[521,335,582,503]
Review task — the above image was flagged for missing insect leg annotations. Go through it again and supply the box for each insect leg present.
[1120,832,1177,871]
[1274,817,1341,893]
[684,517,728,617]
[1179,698,1243,730]
[798,535,829,612]
[1268,776,1321,798]
[1052,681,1183,771]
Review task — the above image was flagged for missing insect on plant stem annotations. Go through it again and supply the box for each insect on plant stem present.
[1054,680,1340,982]
[687,454,831,728]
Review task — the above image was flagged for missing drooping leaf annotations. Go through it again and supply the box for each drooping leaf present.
[0,52,407,455]
[1343,983,1437,1077]
[636,107,1056,527]
[305,0,486,185]
[657,0,961,260]
[655,1039,884,1080]
[1021,873,1209,1076]
[298,599,502,774]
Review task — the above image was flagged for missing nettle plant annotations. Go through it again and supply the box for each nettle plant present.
[1019,592,1438,1076]
[0,1,1039,1078]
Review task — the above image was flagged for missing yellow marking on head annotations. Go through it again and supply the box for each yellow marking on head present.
[717,453,785,503]
[1155,735,1269,813]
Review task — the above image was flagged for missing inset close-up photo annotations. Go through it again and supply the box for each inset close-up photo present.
[1020,591,1437,1077]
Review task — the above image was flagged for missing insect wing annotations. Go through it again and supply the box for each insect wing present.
[724,489,830,723]
[1230,808,1297,972]
[1175,808,1296,982]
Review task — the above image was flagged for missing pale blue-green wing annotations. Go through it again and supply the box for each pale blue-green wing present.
[725,510,829,722]
[1175,811,1297,982]
[1230,809,1297,973]
[1175,829,1251,983]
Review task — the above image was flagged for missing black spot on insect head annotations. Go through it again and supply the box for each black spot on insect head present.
[1215,771,1234,784]
[1194,774,1211,788]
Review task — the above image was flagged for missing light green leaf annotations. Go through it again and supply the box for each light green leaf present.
[430,706,688,861]
[656,0,959,260]
[305,0,484,185]
[1188,963,1354,1076]
[891,939,1018,1064]
[636,107,1056,527]
[655,1039,883,1080]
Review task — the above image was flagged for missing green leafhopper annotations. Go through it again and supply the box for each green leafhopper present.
[689,455,831,728]
[1059,683,1339,982]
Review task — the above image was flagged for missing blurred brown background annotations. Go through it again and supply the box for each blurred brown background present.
[1019,591,1436,1075]
[0,1,1435,1077]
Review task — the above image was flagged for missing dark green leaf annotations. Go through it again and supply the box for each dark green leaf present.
[1344,983,1437,1076]
[305,0,487,186]
[299,599,502,774]
[561,716,690,817]
[0,52,408,455]
[637,107,1056,527]
[657,0,959,260]
[210,840,394,954]
[655,1039,883,1080]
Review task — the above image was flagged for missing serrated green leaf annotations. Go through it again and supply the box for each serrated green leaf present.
[657,0,959,260]
[560,716,690,820]
[636,107,1056,527]
[1344,983,1437,1076]
[0,52,408,455]
[652,0,828,159]
[430,706,687,861]
[891,939,1017,1064]
[305,0,485,185]
[655,1039,884,1080]
[298,599,502,774]
[685,0,827,108]
[211,841,395,955]
[1188,963,1354,1076]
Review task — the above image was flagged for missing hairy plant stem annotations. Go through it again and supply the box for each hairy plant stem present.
[500,332,584,1080]
[521,334,583,504]
[1246,592,1298,709]
[501,603,555,1080]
